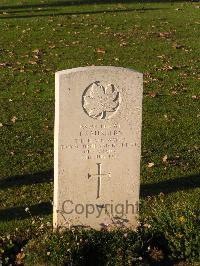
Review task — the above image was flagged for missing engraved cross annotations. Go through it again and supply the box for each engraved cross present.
[88,163,111,199]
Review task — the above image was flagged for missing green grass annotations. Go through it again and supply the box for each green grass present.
[0,0,200,262]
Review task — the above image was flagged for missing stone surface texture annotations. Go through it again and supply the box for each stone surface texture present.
[54,66,143,229]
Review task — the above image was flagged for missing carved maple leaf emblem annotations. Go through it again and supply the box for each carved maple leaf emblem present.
[82,82,121,119]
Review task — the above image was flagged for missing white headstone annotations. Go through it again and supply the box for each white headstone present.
[54,66,143,229]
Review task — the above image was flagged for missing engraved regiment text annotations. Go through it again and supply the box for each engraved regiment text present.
[60,124,135,160]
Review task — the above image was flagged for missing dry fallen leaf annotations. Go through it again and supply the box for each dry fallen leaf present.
[120,42,127,47]
[148,92,157,98]
[192,95,200,99]
[162,65,174,71]
[32,48,42,54]
[148,162,155,168]
[157,55,165,59]
[28,61,37,65]
[96,47,106,54]
[172,43,184,49]
[162,155,168,163]
[49,44,56,49]
[0,123,3,127]
[16,251,25,264]
[0,62,9,67]
[11,116,17,123]
[158,32,171,38]
[72,41,79,45]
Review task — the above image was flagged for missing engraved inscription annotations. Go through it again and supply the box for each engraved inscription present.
[88,163,111,199]
[60,123,135,160]
[82,81,121,120]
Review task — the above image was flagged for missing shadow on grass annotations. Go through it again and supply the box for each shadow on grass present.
[0,0,184,11]
[0,170,199,221]
[141,173,200,197]
[0,170,53,190]
[0,7,164,20]
[0,202,52,221]
[1,170,199,195]
[1,8,55,14]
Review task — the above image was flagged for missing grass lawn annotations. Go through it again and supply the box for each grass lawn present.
[0,0,200,264]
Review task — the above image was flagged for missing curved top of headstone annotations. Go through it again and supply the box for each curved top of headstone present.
[56,66,143,76]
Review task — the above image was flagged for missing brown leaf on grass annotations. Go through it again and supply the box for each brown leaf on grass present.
[147,92,158,98]
[0,123,3,127]
[49,44,56,49]
[192,95,200,99]
[162,65,174,71]
[144,72,152,78]
[32,49,43,61]
[33,55,39,59]
[96,47,106,54]
[157,55,165,59]
[72,41,79,45]
[28,61,37,65]
[0,62,10,67]
[172,43,184,49]
[16,251,25,265]
[157,65,186,71]
[32,49,40,54]
[120,42,128,47]
[11,116,17,123]
[158,32,171,38]
[149,247,164,262]
[162,155,168,163]
[148,162,155,168]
